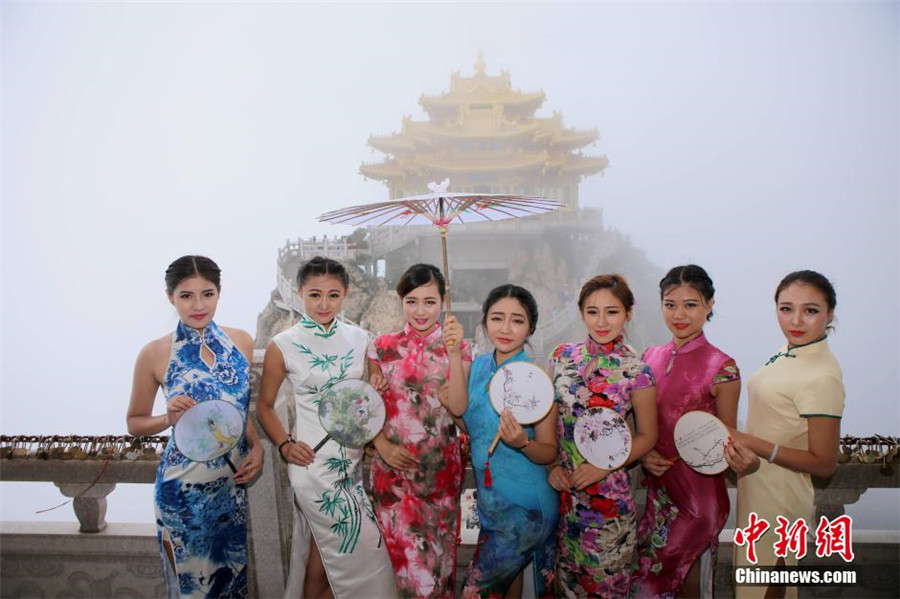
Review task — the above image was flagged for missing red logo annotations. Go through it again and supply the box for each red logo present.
[773,516,809,560]
[734,511,770,564]
[815,514,855,562]
[735,514,855,565]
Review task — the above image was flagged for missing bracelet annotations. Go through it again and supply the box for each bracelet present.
[519,438,531,451]
[768,443,780,463]
[278,435,294,462]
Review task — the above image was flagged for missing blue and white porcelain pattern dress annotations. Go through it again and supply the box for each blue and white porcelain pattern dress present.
[156,320,251,599]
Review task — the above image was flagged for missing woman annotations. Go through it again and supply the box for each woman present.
[454,284,559,599]
[126,255,263,598]
[549,274,657,598]
[730,271,845,599]
[256,256,398,599]
[632,265,757,599]
[368,264,472,598]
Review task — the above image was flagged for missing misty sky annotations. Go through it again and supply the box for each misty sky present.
[2,2,897,526]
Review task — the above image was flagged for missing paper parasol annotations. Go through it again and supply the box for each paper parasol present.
[319,179,564,312]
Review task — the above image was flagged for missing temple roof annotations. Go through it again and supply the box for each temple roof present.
[417,50,546,119]
[361,51,607,187]
[360,152,608,180]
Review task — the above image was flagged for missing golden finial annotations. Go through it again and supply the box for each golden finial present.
[475,48,486,75]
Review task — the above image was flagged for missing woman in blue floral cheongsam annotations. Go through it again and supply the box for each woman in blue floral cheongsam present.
[127,255,263,598]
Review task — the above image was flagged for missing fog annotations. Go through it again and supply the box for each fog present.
[2,2,897,527]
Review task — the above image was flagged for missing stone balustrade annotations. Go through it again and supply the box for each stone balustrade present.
[1,431,897,598]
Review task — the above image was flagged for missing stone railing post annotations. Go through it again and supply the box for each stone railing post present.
[54,482,117,533]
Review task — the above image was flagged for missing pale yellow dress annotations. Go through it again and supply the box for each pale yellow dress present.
[735,339,844,599]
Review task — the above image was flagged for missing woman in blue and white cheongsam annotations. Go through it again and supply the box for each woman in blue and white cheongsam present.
[127,255,263,598]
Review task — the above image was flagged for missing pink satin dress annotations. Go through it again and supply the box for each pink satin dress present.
[632,333,739,598]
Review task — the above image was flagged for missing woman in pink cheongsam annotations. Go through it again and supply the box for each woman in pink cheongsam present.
[632,265,757,599]
[369,264,472,598]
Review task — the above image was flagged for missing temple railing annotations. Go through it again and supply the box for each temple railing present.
[3,434,896,535]
[1,458,897,597]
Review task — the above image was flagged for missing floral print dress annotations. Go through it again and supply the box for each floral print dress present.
[551,336,654,599]
[156,320,250,598]
[271,315,398,599]
[369,322,472,598]
[461,350,559,599]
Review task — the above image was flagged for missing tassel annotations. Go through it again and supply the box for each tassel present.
[484,458,493,488]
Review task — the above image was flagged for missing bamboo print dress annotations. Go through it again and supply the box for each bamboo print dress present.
[156,321,250,598]
[551,336,654,598]
[370,322,472,598]
[272,314,398,599]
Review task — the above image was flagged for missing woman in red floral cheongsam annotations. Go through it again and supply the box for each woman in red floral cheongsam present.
[369,264,472,598]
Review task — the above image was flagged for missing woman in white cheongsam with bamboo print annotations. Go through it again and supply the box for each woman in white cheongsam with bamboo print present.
[257,256,398,599]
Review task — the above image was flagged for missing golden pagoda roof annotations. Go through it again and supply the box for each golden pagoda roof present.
[368,115,598,152]
[361,52,608,185]
[361,151,609,181]
[560,154,610,176]
[417,50,546,119]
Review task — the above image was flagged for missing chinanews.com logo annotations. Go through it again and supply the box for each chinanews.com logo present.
[733,512,857,588]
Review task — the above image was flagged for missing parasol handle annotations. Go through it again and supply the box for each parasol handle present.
[487,430,502,457]
[439,226,452,313]
[439,225,455,346]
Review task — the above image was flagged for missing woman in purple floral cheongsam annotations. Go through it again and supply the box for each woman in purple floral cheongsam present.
[548,274,658,598]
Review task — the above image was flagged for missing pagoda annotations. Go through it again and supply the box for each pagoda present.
[360,51,608,209]
[261,53,667,355]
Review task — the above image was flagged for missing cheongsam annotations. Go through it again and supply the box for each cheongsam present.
[632,333,740,598]
[735,338,844,599]
[552,336,654,598]
[461,350,558,598]
[370,322,472,598]
[271,314,398,599]
[156,320,250,598]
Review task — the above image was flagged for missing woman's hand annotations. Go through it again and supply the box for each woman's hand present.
[571,463,611,490]
[725,436,761,476]
[369,369,389,394]
[375,439,419,471]
[498,409,529,449]
[234,443,263,484]
[436,382,452,409]
[280,439,316,467]
[641,449,674,477]
[166,395,197,426]
[443,315,464,354]
[547,464,571,491]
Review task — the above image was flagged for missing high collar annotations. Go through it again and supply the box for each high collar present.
[585,334,626,356]
[766,336,829,365]
[492,348,528,370]
[667,331,709,355]
[788,335,828,353]
[403,320,442,345]
[177,320,219,346]
[300,312,339,338]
